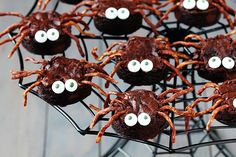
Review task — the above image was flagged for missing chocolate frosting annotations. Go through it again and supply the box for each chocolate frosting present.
[112,89,169,140]
[174,1,220,27]
[194,35,236,82]
[22,11,71,55]
[37,56,93,106]
[212,79,236,126]
[93,0,149,35]
[116,37,170,85]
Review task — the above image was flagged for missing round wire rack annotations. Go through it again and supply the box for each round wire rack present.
[9,0,236,156]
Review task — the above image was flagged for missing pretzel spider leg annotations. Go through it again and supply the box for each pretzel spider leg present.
[70,0,95,13]
[37,0,51,10]
[89,106,118,129]
[8,30,30,58]
[81,80,107,96]
[156,2,180,28]
[162,87,193,104]
[63,21,95,37]
[212,2,234,29]
[206,104,231,131]
[184,34,205,42]
[197,82,219,95]
[162,59,192,87]
[23,81,42,107]
[95,110,127,143]
[84,72,117,84]
[134,9,159,35]
[157,111,176,143]
[171,41,201,49]
[62,28,85,57]
[184,96,222,130]
[167,60,204,81]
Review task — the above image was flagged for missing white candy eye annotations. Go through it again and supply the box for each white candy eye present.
[34,30,47,43]
[208,56,221,69]
[233,99,236,108]
[140,59,153,72]
[222,57,235,69]
[47,28,60,41]
[196,0,209,10]
[117,8,130,20]
[65,79,78,92]
[138,113,151,126]
[127,60,141,73]
[105,7,118,19]
[124,113,138,127]
[183,0,196,10]
[52,81,65,94]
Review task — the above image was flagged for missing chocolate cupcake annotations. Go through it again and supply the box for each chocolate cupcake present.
[93,36,191,86]
[11,56,116,107]
[157,0,235,29]
[0,10,92,57]
[174,0,220,28]
[72,0,162,35]
[172,33,236,83]
[90,88,193,143]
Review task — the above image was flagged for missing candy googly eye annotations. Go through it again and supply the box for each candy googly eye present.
[52,81,65,94]
[138,113,151,126]
[47,28,60,41]
[140,59,153,72]
[117,8,130,20]
[196,0,209,10]
[35,30,47,43]
[208,56,221,69]
[222,57,235,69]
[127,60,141,73]
[65,79,78,92]
[233,99,236,108]
[183,0,196,10]
[124,113,138,127]
[105,7,118,19]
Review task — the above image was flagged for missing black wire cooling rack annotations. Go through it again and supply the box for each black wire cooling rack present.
[8,0,236,156]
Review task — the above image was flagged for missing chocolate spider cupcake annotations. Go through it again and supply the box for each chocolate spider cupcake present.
[21,11,72,55]
[11,56,116,107]
[174,0,220,27]
[214,79,236,126]
[172,33,236,83]
[93,36,191,86]
[90,88,193,143]
[93,2,143,35]
[157,0,236,29]
[73,0,162,35]
[0,10,92,58]
[194,35,236,83]
[111,90,169,140]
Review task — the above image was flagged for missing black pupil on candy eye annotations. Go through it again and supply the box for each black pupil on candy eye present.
[41,34,44,37]
[55,84,60,88]
[132,62,136,66]
[70,82,74,87]
[212,58,216,62]
[229,59,232,62]
[145,62,148,65]
[144,115,148,120]
[52,32,55,36]
[128,116,132,120]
